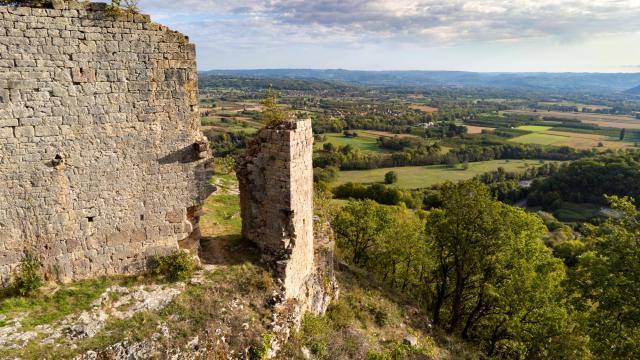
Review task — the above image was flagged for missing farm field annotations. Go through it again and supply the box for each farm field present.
[465,125,495,134]
[517,125,553,132]
[332,159,557,189]
[358,130,420,138]
[409,104,438,112]
[201,116,262,134]
[537,101,611,111]
[508,125,634,149]
[315,131,391,153]
[505,110,640,129]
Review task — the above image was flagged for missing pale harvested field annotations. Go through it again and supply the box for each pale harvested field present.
[410,104,439,113]
[546,131,630,150]
[538,102,611,111]
[505,110,640,129]
[235,102,264,112]
[465,125,495,134]
[509,128,634,150]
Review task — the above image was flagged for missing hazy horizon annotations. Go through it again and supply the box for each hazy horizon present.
[200,68,640,74]
[141,0,640,73]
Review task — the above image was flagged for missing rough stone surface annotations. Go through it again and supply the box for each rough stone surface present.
[403,334,419,347]
[236,119,316,301]
[0,4,214,286]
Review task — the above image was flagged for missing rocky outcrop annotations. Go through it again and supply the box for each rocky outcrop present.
[0,3,214,286]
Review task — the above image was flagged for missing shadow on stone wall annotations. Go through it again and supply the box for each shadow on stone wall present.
[158,145,200,165]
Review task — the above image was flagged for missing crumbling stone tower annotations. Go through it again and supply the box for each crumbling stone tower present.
[236,120,315,300]
[0,2,214,285]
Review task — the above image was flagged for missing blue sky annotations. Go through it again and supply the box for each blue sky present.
[141,0,640,72]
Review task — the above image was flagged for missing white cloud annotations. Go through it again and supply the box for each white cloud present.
[139,0,640,70]
[143,0,640,44]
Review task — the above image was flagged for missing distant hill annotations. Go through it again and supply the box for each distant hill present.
[202,69,640,94]
[198,73,360,92]
[625,84,640,95]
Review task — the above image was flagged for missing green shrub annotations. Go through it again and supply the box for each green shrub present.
[13,252,43,297]
[105,0,139,17]
[249,332,273,360]
[384,171,398,184]
[154,251,195,282]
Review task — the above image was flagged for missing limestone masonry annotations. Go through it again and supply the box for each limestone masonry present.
[0,3,214,286]
[236,120,316,301]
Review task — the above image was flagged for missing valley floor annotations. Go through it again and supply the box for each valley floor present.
[333,159,558,189]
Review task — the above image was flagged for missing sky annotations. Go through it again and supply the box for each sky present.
[140,0,640,73]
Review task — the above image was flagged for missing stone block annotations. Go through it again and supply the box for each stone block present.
[0,127,13,138]
[14,126,34,138]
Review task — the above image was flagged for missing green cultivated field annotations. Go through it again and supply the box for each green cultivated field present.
[517,125,553,132]
[508,132,567,146]
[333,159,557,189]
[315,131,391,153]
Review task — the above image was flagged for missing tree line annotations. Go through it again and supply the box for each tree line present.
[314,141,594,171]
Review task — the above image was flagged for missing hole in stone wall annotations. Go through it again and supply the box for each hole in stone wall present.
[140,214,145,220]
[87,216,95,222]
[52,154,65,168]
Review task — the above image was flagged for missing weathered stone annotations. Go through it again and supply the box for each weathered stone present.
[236,119,338,316]
[403,335,418,347]
[237,120,315,301]
[0,5,214,286]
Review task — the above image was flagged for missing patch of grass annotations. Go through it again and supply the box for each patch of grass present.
[508,132,566,146]
[202,193,241,235]
[0,277,112,330]
[333,160,559,189]
[553,202,604,222]
[315,132,392,153]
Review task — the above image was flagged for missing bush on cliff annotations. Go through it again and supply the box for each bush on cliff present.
[154,251,195,282]
[260,85,289,126]
[12,252,43,297]
[105,0,139,16]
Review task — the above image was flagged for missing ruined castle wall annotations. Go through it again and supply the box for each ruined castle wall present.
[236,120,315,300]
[0,4,213,286]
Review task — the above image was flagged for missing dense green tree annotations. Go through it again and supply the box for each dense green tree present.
[384,171,398,184]
[528,152,640,207]
[575,196,640,358]
[332,200,394,265]
[424,181,587,358]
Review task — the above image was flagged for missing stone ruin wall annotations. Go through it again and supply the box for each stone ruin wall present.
[0,3,214,286]
[236,120,315,300]
[236,119,337,316]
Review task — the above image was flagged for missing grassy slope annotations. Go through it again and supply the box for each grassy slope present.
[333,160,555,189]
[279,266,475,360]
